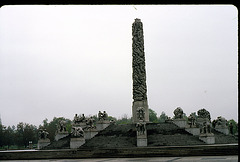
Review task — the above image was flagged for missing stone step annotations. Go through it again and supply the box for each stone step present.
[41,123,238,149]
[41,135,71,149]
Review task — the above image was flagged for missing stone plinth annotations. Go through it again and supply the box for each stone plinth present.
[96,120,110,131]
[173,118,187,128]
[185,127,200,136]
[70,137,85,149]
[55,132,69,141]
[199,133,215,144]
[132,100,149,123]
[137,137,147,147]
[137,133,147,147]
[37,139,50,149]
[84,129,98,140]
[136,123,147,147]
[72,123,87,129]
[215,128,229,135]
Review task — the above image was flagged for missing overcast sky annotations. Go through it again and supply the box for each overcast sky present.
[0,5,238,127]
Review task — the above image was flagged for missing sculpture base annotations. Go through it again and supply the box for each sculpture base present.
[72,123,87,129]
[199,133,215,144]
[84,129,98,139]
[173,119,187,128]
[185,127,200,136]
[96,120,110,131]
[37,139,50,149]
[70,137,85,149]
[137,137,147,147]
[55,132,69,141]
[215,128,229,135]
[132,100,149,123]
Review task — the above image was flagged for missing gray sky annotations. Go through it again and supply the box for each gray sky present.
[0,5,238,127]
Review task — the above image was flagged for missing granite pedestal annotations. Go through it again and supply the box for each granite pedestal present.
[137,133,147,147]
[37,138,50,149]
[55,132,69,141]
[199,133,215,144]
[215,127,229,135]
[73,123,87,129]
[185,127,200,136]
[70,137,85,149]
[173,118,187,128]
[96,120,110,131]
[132,100,149,123]
[84,128,98,140]
[136,123,147,147]
[137,138,147,147]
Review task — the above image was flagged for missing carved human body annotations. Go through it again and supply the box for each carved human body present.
[132,18,149,123]
[71,126,84,137]
[174,107,183,119]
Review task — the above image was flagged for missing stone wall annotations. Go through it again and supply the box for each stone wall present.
[0,144,238,160]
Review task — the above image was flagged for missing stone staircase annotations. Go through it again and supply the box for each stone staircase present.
[81,124,136,148]
[212,129,238,144]
[147,123,205,146]
[41,135,71,150]
[40,122,238,149]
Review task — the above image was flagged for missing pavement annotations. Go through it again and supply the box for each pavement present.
[1,156,238,162]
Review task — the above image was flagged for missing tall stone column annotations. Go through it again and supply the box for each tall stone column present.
[132,18,149,123]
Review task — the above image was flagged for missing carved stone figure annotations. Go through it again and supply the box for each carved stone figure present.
[136,122,146,136]
[79,114,86,122]
[102,111,108,120]
[200,121,211,134]
[132,19,149,123]
[212,119,217,128]
[73,114,86,124]
[57,120,67,133]
[71,126,84,137]
[197,108,211,120]
[98,111,108,121]
[229,122,234,134]
[110,119,116,125]
[98,111,103,121]
[73,114,80,124]
[215,116,227,128]
[38,129,49,140]
[136,107,145,121]
[86,116,96,129]
[188,113,196,127]
[173,107,183,119]
[132,18,147,101]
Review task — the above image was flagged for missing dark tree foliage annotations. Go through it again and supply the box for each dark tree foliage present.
[149,108,158,123]
[158,111,168,123]
[15,122,38,148]
[0,124,5,147]
[227,119,238,135]
[116,114,131,124]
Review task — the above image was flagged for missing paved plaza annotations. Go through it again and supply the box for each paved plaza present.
[2,156,238,162]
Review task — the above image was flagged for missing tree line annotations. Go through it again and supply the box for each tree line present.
[0,109,238,150]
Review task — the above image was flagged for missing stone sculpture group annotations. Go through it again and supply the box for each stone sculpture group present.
[71,126,84,137]
[173,107,184,119]
[98,111,108,121]
[187,113,196,128]
[73,114,86,124]
[132,19,147,102]
[57,120,67,133]
[38,129,49,140]
[36,18,237,150]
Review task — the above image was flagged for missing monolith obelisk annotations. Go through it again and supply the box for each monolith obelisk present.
[132,18,149,123]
